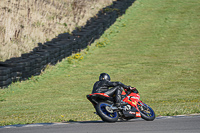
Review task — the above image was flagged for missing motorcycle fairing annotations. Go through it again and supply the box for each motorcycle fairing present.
[123,107,141,118]
[123,92,140,108]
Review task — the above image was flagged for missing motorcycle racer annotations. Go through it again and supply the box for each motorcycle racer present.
[92,73,133,108]
[88,74,155,122]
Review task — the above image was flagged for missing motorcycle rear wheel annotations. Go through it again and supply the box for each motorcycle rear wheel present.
[137,102,155,121]
[95,102,119,122]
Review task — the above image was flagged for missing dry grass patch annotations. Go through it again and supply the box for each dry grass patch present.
[0,0,115,61]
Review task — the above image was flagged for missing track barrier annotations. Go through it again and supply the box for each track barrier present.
[0,0,136,88]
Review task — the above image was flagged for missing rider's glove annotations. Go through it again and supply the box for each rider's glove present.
[125,86,131,90]
[130,87,136,90]
[131,87,139,93]
[126,86,136,90]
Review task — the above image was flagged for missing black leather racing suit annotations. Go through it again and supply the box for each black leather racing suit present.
[92,80,129,105]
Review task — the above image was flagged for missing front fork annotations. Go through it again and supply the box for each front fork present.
[137,101,144,111]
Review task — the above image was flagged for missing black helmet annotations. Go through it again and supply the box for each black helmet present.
[99,73,111,81]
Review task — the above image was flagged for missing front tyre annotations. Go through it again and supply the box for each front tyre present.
[95,102,119,122]
[137,102,155,121]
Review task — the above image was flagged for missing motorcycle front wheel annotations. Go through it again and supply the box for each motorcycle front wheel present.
[95,102,119,122]
[137,101,155,121]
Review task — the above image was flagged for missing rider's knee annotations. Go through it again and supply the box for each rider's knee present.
[118,86,123,92]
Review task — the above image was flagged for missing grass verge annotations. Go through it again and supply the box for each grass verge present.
[0,0,200,126]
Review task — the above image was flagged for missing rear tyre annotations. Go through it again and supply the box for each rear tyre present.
[137,102,155,121]
[95,102,119,122]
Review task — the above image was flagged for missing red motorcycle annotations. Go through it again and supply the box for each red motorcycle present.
[87,88,155,122]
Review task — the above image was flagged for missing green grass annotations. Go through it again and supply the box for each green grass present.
[0,0,200,126]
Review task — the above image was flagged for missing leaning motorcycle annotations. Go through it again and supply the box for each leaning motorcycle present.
[86,88,155,122]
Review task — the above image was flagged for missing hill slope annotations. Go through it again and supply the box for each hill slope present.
[0,0,200,126]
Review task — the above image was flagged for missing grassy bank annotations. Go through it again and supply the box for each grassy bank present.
[0,0,200,126]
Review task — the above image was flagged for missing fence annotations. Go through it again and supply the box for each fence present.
[0,0,136,88]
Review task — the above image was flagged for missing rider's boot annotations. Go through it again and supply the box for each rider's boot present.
[114,94,122,108]
[114,103,121,107]
[114,102,128,109]
[121,101,128,106]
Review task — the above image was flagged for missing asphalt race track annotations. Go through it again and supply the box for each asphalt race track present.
[1,115,200,133]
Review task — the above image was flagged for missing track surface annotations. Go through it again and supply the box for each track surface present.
[1,115,200,133]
